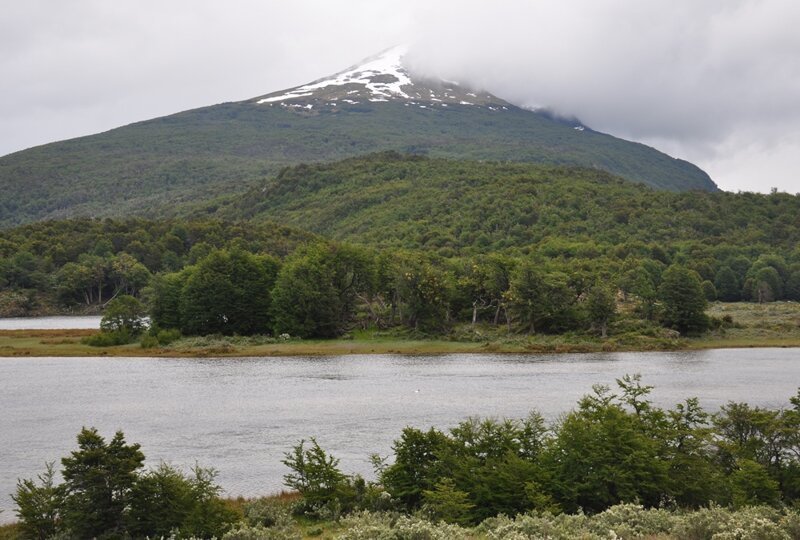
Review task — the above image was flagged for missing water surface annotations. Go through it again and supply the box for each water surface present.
[0,316,101,330]
[1,348,798,520]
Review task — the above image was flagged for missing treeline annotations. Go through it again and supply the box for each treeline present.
[0,218,314,316]
[12,381,800,538]
[2,199,800,333]
[145,243,715,339]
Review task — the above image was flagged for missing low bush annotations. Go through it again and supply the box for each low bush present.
[81,328,133,346]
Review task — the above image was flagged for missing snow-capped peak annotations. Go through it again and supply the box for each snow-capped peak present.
[258,46,412,104]
[253,46,510,110]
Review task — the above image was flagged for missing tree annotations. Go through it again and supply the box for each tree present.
[12,462,63,540]
[714,266,740,301]
[394,255,453,332]
[60,428,145,538]
[585,283,617,337]
[751,266,782,303]
[109,253,151,297]
[658,265,709,335]
[180,249,277,335]
[55,262,95,305]
[271,243,375,338]
[701,280,717,302]
[282,438,347,510]
[507,263,576,334]
[127,463,194,537]
[730,459,781,507]
[381,427,452,509]
[786,270,800,301]
[100,295,147,335]
[621,266,659,319]
[147,271,188,330]
[541,385,668,513]
[421,478,474,525]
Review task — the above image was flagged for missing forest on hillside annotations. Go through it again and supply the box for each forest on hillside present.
[2,155,800,343]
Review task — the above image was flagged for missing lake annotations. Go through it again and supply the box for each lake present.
[1,348,799,520]
[0,316,102,330]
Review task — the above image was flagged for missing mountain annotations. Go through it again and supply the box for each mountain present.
[0,46,717,228]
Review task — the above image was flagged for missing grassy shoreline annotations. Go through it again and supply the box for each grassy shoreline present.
[1,302,798,358]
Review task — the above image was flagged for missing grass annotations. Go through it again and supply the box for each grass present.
[1,302,799,358]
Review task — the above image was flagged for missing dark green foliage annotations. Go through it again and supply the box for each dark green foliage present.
[751,266,782,303]
[730,460,781,508]
[126,463,196,536]
[381,428,453,509]
[421,478,475,525]
[12,463,62,540]
[701,280,717,301]
[542,385,668,513]
[282,438,349,514]
[60,428,145,538]
[787,270,800,301]
[148,272,187,330]
[584,283,617,337]
[391,254,454,332]
[658,265,709,335]
[271,243,376,338]
[507,263,577,334]
[81,328,134,347]
[14,429,236,539]
[372,382,800,523]
[219,155,797,255]
[179,249,278,335]
[714,266,741,301]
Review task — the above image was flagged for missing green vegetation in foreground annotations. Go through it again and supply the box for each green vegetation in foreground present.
[7,380,800,539]
[1,302,798,357]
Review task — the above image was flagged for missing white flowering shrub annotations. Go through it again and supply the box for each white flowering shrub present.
[337,511,471,539]
[479,512,597,540]
[589,503,676,538]
[221,522,301,540]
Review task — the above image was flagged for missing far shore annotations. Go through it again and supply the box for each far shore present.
[1,302,798,358]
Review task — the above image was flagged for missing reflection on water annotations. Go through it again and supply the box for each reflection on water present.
[0,348,798,519]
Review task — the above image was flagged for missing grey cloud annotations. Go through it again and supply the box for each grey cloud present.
[1,0,798,192]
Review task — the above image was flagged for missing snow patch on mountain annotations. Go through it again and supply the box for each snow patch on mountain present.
[258,46,412,104]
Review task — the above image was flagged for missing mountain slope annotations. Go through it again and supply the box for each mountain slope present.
[211,153,791,256]
[0,47,716,228]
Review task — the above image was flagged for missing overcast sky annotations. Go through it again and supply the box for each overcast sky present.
[2,0,798,193]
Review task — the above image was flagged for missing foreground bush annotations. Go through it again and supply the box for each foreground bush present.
[13,428,237,539]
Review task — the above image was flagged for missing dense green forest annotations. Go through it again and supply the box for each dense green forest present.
[8,381,800,539]
[0,218,314,317]
[214,154,796,254]
[1,157,799,341]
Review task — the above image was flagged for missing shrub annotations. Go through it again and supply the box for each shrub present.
[140,334,159,348]
[157,328,182,345]
[82,328,133,346]
[12,462,62,540]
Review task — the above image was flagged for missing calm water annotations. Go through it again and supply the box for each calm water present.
[0,316,101,330]
[1,349,799,520]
